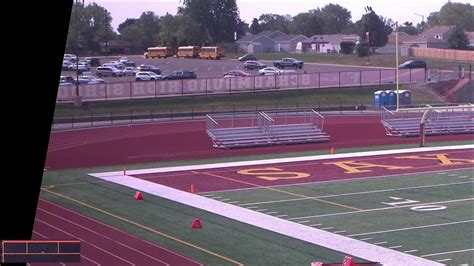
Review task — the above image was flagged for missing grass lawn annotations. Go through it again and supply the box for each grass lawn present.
[53,84,442,117]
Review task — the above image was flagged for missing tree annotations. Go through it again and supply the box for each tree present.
[289,11,324,36]
[426,12,441,28]
[66,2,115,55]
[258,14,292,33]
[157,14,179,49]
[83,3,115,54]
[249,18,261,34]
[137,12,161,48]
[180,0,241,43]
[119,24,145,53]
[340,41,356,54]
[354,9,392,48]
[356,42,369,57]
[118,19,137,34]
[446,25,469,49]
[439,2,474,31]
[399,22,418,35]
[320,4,353,34]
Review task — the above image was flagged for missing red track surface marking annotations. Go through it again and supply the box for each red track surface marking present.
[134,149,474,193]
[32,199,202,265]
[45,116,473,170]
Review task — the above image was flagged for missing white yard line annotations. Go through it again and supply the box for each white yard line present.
[436,258,452,262]
[309,223,322,227]
[348,220,474,237]
[404,250,418,253]
[389,245,402,249]
[421,249,474,257]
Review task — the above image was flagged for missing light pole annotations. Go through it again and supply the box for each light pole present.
[364,6,373,66]
[73,0,82,107]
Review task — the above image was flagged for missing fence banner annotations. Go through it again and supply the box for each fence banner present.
[56,68,430,102]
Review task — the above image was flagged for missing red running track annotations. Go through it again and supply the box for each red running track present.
[32,199,202,266]
[45,116,473,170]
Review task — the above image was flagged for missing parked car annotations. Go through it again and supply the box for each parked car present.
[124,61,136,67]
[62,60,72,70]
[85,57,101,66]
[122,67,139,76]
[67,63,90,72]
[81,71,94,78]
[59,76,76,84]
[243,61,267,70]
[63,54,77,62]
[107,61,124,69]
[137,64,161,75]
[258,67,282,76]
[163,71,197,80]
[273,58,304,69]
[222,70,251,77]
[120,57,128,63]
[135,71,163,81]
[96,66,123,77]
[238,54,257,62]
[399,60,427,69]
[76,76,105,85]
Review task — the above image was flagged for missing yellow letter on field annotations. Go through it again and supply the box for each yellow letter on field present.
[236,167,310,181]
[396,153,474,166]
[324,161,412,174]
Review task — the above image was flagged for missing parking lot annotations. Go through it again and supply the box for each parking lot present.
[61,55,388,83]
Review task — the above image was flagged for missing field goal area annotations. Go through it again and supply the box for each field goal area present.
[381,103,474,137]
[206,109,329,148]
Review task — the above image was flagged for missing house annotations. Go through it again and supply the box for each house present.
[376,32,417,54]
[303,34,359,53]
[419,26,453,40]
[236,30,308,53]
[400,36,447,56]
[273,34,309,53]
[236,30,285,53]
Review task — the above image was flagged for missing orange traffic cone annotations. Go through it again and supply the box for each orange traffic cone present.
[191,218,202,229]
[342,256,355,266]
[330,147,335,155]
[134,191,143,200]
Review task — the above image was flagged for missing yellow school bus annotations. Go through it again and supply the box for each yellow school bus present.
[145,46,174,59]
[177,46,200,58]
[199,46,225,59]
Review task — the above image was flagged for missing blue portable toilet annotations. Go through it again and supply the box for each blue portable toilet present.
[373,90,387,107]
[397,90,411,106]
[386,90,397,107]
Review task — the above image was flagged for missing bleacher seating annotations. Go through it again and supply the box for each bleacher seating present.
[207,111,330,149]
[382,110,474,137]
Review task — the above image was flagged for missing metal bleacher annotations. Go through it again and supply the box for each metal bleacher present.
[381,104,474,137]
[206,110,330,148]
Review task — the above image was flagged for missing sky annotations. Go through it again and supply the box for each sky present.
[88,0,458,32]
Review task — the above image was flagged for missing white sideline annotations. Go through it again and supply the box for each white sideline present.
[91,144,474,177]
[88,172,441,266]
